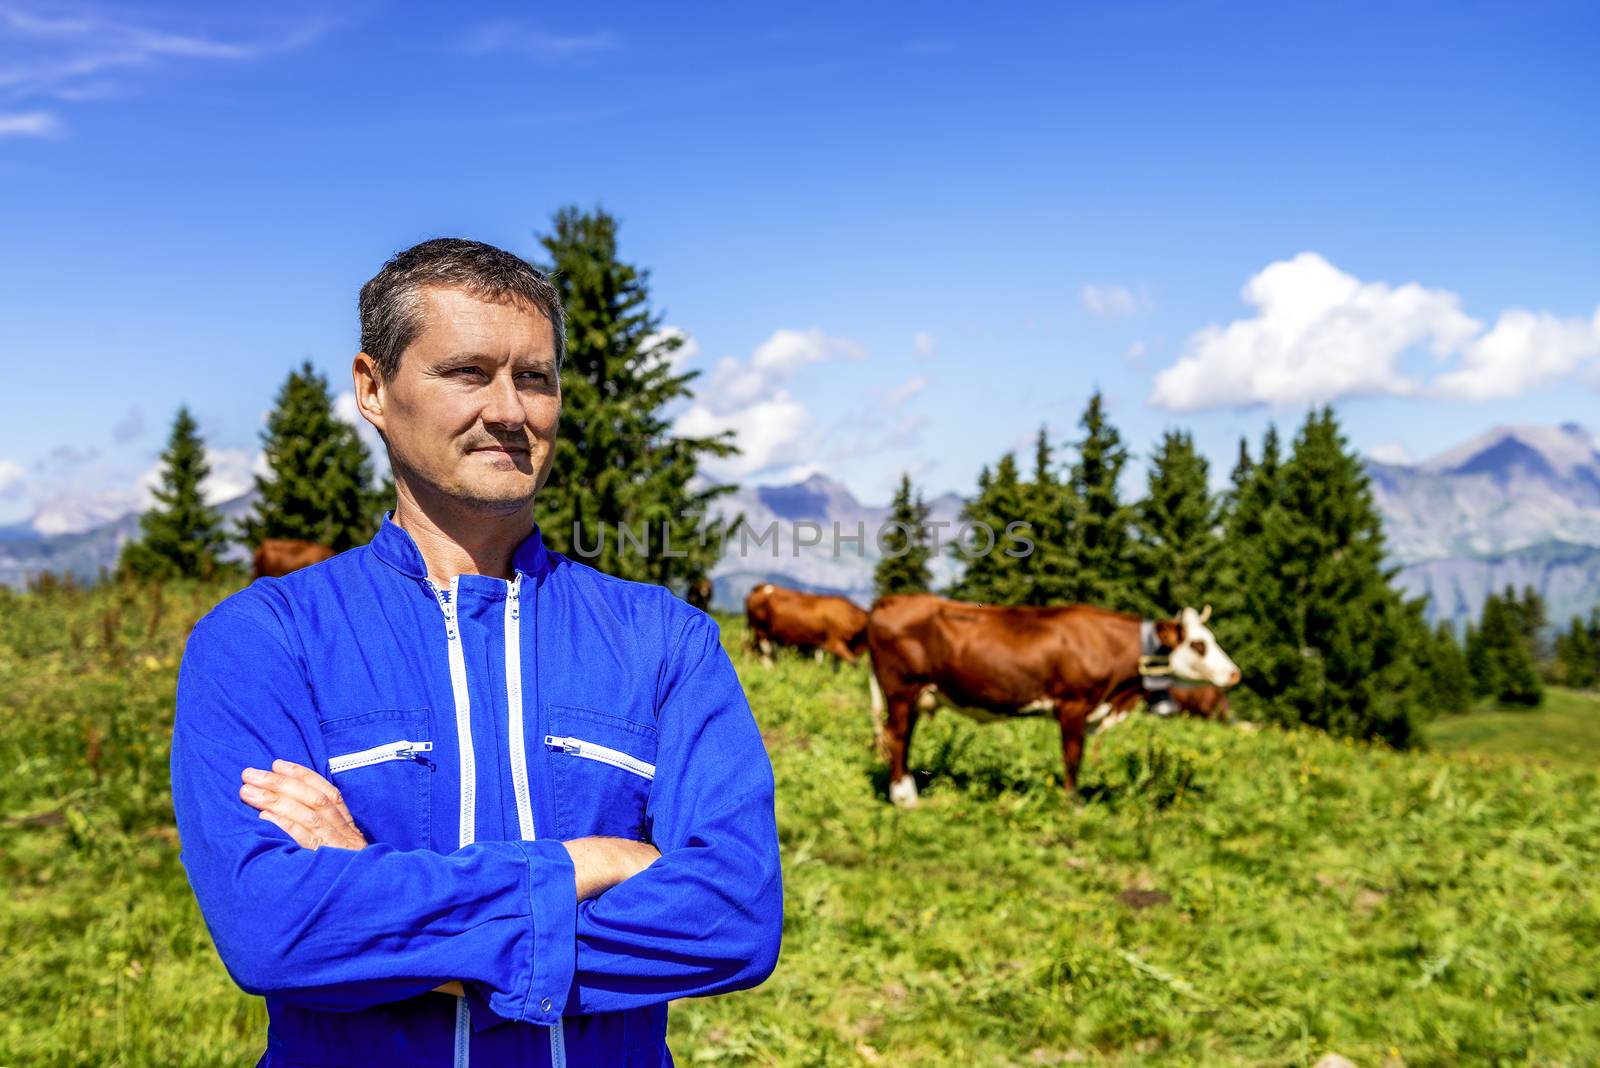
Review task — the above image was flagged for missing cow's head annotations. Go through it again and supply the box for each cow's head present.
[1159,605,1240,687]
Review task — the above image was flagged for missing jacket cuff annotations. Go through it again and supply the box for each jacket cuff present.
[488,837,576,1028]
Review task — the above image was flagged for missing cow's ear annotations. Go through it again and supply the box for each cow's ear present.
[1155,618,1183,649]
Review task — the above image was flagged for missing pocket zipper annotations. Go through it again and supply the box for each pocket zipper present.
[543,735,656,781]
[328,739,434,774]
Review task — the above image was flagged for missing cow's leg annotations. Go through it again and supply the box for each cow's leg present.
[1056,702,1090,800]
[813,647,826,665]
[885,691,920,809]
[823,638,855,670]
[867,669,888,758]
[758,637,775,668]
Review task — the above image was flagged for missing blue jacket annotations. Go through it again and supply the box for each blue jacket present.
[170,513,782,1067]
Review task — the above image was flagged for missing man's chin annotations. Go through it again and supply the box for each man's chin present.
[439,475,538,511]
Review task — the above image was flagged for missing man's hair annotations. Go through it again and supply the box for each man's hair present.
[359,237,566,380]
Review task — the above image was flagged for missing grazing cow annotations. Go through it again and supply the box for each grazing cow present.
[744,583,869,668]
[865,594,1240,807]
[686,575,714,612]
[1168,683,1232,721]
[251,538,337,581]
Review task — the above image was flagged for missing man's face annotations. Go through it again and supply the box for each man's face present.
[358,285,560,510]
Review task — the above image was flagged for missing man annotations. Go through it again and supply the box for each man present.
[170,238,782,1067]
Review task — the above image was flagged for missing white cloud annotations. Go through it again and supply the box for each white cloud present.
[0,459,24,497]
[0,109,60,137]
[111,406,145,443]
[1435,307,1600,400]
[913,331,936,358]
[885,374,927,407]
[32,489,137,535]
[1367,442,1413,466]
[0,7,328,128]
[1082,282,1152,321]
[459,20,619,59]
[133,445,260,509]
[671,327,865,480]
[642,325,699,373]
[1150,252,1483,410]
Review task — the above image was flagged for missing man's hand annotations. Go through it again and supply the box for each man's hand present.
[240,760,368,851]
[239,764,660,997]
[563,837,661,901]
[241,759,462,997]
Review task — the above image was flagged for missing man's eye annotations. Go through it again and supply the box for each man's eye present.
[452,367,484,377]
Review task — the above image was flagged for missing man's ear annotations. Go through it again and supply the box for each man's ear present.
[1155,618,1184,649]
[352,353,386,435]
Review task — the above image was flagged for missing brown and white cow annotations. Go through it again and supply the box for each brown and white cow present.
[744,583,870,668]
[1168,683,1232,721]
[686,575,714,612]
[865,594,1239,807]
[251,538,337,581]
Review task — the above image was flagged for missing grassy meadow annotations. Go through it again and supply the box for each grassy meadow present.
[2,579,1598,1066]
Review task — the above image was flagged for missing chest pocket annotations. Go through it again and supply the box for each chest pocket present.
[320,708,434,851]
[545,704,658,842]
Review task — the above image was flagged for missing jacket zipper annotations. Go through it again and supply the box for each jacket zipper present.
[505,577,567,1068]
[327,739,433,774]
[425,576,477,1068]
[543,736,657,781]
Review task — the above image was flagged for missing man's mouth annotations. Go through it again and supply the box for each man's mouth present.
[471,445,529,455]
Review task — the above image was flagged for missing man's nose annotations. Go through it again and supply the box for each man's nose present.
[481,371,526,429]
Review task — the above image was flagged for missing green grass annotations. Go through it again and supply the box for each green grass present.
[2,581,1598,1066]
[1425,687,1600,769]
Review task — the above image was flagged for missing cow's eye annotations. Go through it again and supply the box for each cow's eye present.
[1190,640,1207,656]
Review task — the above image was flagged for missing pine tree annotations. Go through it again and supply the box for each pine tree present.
[1230,408,1422,744]
[875,473,932,597]
[1468,585,1543,705]
[1514,584,1549,663]
[238,361,386,552]
[1133,429,1220,616]
[533,206,739,589]
[1064,390,1135,609]
[1212,425,1286,715]
[1422,620,1472,716]
[947,454,1031,604]
[1554,614,1597,689]
[119,406,230,581]
[1021,426,1076,605]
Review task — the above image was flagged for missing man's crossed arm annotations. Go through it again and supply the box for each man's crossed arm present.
[236,757,660,996]
[172,602,779,1025]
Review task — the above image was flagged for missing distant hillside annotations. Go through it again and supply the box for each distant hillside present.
[0,491,257,589]
[1371,423,1600,627]
[702,473,966,610]
[8,423,1600,627]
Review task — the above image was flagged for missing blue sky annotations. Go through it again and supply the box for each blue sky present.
[1,1,1597,531]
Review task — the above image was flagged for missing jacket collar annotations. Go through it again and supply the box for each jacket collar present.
[370,509,553,583]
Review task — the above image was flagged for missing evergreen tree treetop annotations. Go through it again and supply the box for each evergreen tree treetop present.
[875,472,933,598]
[237,360,386,553]
[119,404,230,581]
[534,205,740,590]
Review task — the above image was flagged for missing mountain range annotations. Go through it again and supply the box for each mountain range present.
[4,424,1598,629]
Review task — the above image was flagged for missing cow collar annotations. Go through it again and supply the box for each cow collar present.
[369,509,554,584]
[1138,619,1174,678]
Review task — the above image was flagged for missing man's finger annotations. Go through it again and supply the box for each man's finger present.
[241,783,336,838]
[244,761,343,815]
[259,810,323,850]
[241,764,362,841]
[270,759,345,809]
